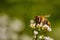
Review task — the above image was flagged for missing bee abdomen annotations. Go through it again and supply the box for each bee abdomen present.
[43,19,51,26]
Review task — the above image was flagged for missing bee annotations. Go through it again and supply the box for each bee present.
[34,15,51,27]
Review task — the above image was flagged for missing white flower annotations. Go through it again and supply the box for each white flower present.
[34,30,38,35]
[36,23,43,28]
[40,22,43,27]
[39,35,43,39]
[47,27,52,32]
[39,36,54,40]
[43,24,50,28]
[43,24,52,31]
[44,36,54,40]
[36,24,40,28]
[30,20,36,29]
[30,20,34,24]
[30,23,36,29]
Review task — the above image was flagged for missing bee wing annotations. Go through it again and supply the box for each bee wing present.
[47,21,51,27]
[44,14,50,18]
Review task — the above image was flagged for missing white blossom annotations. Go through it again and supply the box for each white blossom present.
[43,24,52,31]
[44,36,54,40]
[30,20,36,29]
[43,24,50,28]
[36,23,43,28]
[39,36,54,40]
[39,35,43,39]
[30,23,36,29]
[34,30,38,35]
[40,22,43,27]
[30,20,34,24]
[47,27,52,32]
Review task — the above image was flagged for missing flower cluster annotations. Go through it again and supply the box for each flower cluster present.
[30,16,53,40]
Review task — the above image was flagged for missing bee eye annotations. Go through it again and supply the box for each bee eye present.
[37,18,39,20]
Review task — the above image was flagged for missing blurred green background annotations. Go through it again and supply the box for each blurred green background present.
[0,0,60,40]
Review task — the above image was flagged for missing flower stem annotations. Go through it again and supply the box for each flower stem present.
[33,34,38,40]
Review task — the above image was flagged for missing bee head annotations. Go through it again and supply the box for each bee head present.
[34,16,40,24]
[34,16,44,24]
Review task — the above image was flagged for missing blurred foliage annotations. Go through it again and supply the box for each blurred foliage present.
[0,0,60,40]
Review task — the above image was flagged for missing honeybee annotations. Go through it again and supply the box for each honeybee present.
[34,15,51,27]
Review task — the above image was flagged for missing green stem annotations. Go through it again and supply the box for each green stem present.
[33,34,38,40]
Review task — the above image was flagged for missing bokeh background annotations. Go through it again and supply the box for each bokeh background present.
[0,0,60,40]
